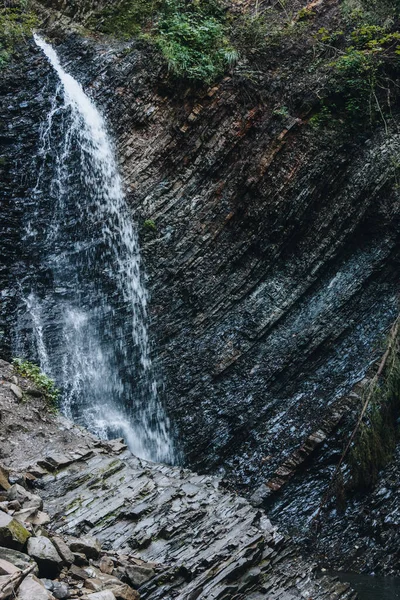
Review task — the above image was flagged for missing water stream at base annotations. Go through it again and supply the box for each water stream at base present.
[13,34,174,463]
[326,572,400,600]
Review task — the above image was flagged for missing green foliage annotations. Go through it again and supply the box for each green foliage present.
[297,8,316,22]
[94,0,236,84]
[12,358,59,411]
[309,104,334,128]
[143,219,157,231]
[348,327,400,490]
[0,1,37,67]
[156,7,236,82]
[230,13,273,58]
[311,0,400,131]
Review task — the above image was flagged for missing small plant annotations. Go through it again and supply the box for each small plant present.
[143,219,157,231]
[12,358,59,411]
[273,105,290,118]
[297,8,316,21]
[309,104,334,128]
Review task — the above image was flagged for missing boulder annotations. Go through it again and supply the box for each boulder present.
[51,536,75,566]
[52,581,70,599]
[0,510,31,550]
[17,574,55,600]
[68,564,89,581]
[124,565,155,589]
[27,536,63,578]
[69,536,101,559]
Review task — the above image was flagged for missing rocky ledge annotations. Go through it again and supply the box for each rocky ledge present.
[0,359,355,599]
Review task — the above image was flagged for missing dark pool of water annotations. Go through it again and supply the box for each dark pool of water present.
[332,572,400,599]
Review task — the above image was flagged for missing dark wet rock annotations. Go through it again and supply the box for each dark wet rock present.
[52,580,70,599]
[27,536,63,578]
[0,510,31,550]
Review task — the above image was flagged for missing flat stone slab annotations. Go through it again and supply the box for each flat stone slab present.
[38,450,356,600]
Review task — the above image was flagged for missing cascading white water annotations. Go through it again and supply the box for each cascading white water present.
[13,34,174,463]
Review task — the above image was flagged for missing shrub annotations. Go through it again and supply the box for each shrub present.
[348,322,400,490]
[0,1,37,67]
[94,0,237,84]
[156,9,236,83]
[12,358,59,411]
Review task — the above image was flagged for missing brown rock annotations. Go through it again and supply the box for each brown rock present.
[99,556,114,575]
[0,466,10,491]
[17,574,55,599]
[107,584,139,600]
[0,557,21,575]
[69,564,89,581]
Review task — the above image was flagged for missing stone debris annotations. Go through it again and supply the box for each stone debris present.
[0,360,357,600]
[9,385,22,402]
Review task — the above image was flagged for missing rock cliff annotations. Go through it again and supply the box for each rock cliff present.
[2,0,400,580]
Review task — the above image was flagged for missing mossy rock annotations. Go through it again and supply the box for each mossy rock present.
[0,510,31,550]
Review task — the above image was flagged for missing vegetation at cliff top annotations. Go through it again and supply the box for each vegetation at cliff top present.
[308,0,400,130]
[93,0,237,84]
[0,1,37,67]
[12,358,59,411]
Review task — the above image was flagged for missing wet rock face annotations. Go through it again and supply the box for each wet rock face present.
[48,34,400,485]
[2,18,400,567]
[0,47,51,358]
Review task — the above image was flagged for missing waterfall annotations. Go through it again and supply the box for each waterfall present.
[13,34,174,463]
